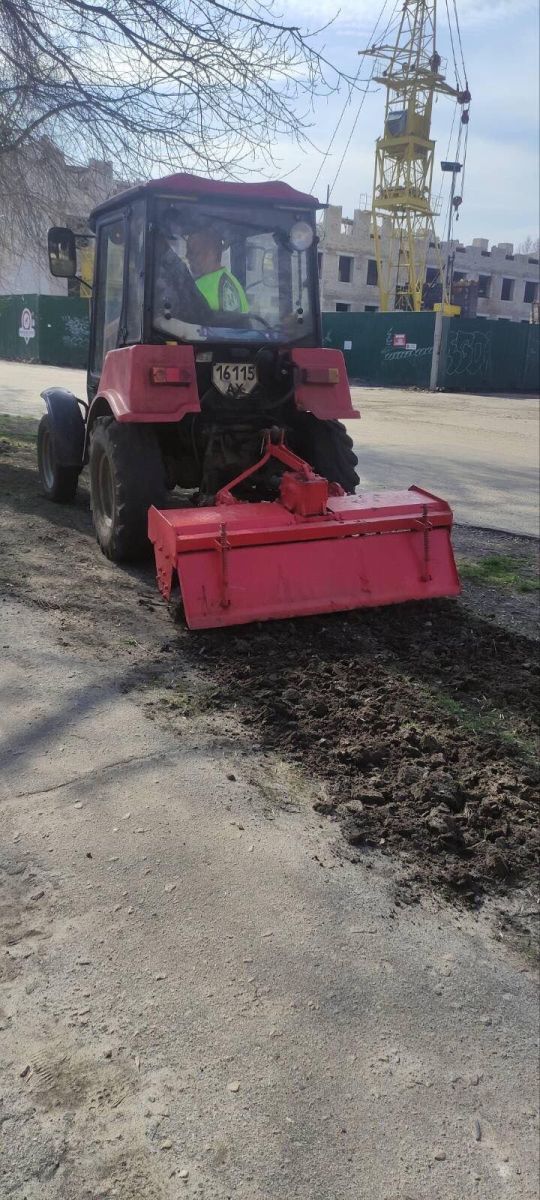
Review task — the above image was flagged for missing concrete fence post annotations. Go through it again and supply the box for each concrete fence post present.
[429,308,444,391]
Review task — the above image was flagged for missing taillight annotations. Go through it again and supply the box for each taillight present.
[301,367,340,385]
[150,366,190,384]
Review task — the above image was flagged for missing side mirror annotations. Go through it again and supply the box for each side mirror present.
[48,227,77,278]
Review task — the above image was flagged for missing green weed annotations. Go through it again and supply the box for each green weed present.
[459,553,539,594]
[428,690,537,760]
[0,414,39,446]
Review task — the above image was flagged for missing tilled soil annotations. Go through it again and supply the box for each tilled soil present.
[181,603,539,904]
[1,421,539,912]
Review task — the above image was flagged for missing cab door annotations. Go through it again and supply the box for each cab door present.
[88,203,147,397]
[89,214,126,389]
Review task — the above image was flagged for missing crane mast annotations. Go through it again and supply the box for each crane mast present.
[362,0,469,311]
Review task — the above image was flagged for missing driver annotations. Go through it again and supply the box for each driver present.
[154,228,213,327]
[186,229,249,314]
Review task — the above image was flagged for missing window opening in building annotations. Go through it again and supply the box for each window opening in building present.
[364,304,378,312]
[524,280,539,304]
[478,274,491,298]
[501,278,514,301]
[366,259,378,286]
[340,221,353,236]
[453,271,466,282]
[335,302,351,312]
[338,256,353,283]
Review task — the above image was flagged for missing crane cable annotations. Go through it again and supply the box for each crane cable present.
[444,0,462,91]
[440,0,470,229]
[451,0,470,196]
[310,0,397,195]
[327,86,372,200]
[452,0,468,86]
[327,0,401,200]
[434,96,457,212]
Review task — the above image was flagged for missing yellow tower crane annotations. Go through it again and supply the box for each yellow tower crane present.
[361,0,470,312]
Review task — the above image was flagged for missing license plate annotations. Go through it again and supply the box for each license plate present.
[213,362,257,396]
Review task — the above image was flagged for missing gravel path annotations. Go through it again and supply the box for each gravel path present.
[1,598,539,1200]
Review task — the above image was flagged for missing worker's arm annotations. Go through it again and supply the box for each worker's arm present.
[153,315,207,341]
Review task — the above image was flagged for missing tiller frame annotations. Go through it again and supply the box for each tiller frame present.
[148,433,460,629]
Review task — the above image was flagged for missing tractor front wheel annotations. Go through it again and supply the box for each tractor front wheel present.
[89,417,166,562]
[37,413,79,502]
[291,414,359,494]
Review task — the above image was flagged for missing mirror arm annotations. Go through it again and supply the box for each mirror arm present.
[73,275,92,293]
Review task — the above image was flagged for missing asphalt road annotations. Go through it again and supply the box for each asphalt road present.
[1,360,538,536]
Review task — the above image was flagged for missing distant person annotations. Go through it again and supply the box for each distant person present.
[186,229,249,314]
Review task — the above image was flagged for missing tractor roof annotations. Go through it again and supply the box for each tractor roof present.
[90,173,321,225]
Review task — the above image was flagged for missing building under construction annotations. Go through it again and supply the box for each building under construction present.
[317,204,540,323]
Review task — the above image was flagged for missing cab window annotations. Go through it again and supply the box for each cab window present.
[91,217,125,375]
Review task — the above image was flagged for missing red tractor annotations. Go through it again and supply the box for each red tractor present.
[39,173,459,628]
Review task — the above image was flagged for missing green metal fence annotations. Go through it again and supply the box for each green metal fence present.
[322,311,539,394]
[438,317,539,393]
[39,296,90,368]
[322,311,436,388]
[0,295,90,368]
[0,295,40,362]
[1,294,538,392]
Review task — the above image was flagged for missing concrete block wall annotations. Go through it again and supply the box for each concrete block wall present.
[319,206,540,322]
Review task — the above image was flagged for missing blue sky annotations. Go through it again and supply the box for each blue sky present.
[255,0,540,250]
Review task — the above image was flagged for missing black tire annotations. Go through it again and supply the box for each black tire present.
[291,413,359,493]
[37,413,80,502]
[89,417,167,562]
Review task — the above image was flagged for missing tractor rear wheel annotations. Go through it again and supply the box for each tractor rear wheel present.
[37,414,80,502]
[89,417,166,562]
[291,414,359,493]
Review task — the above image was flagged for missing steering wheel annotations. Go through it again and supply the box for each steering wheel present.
[247,312,273,330]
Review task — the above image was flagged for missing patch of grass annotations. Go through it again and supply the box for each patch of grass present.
[0,414,39,447]
[428,690,537,760]
[459,553,539,594]
[145,681,221,719]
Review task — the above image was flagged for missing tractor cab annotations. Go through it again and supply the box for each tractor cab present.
[50,175,323,403]
[40,173,459,630]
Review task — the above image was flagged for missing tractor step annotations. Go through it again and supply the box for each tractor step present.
[149,477,460,630]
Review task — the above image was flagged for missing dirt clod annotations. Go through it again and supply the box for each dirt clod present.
[183,601,539,905]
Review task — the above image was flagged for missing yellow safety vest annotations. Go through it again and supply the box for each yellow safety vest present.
[195,268,249,314]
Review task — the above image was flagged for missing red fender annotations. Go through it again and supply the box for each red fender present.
[291,348,360,420]
[95,345,201,423]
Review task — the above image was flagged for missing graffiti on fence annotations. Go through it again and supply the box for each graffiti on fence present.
[381,328,431,362]
[445,329,492,379]
[62,315,90,346]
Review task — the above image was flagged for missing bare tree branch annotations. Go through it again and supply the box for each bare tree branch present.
[0,0,354,267]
